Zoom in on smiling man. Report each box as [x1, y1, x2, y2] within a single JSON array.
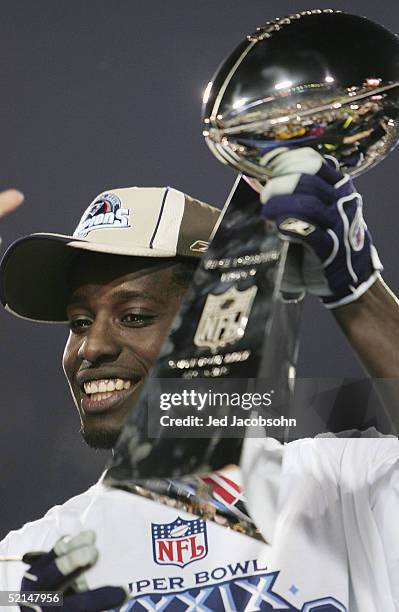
[[1, 187, 214, 454], [0, 186, 276, 612], [1, 155, 399, 611], [64, 252, 192, 450]]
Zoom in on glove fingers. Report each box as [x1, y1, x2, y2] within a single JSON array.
[[23, 557, 65, 591], [260, 146, 343, 186], [18, 532, 127, 612], [24, 554, 94, 592], [55, 544, 98, 580], [295, 174, 336, 203], [316, 157, 343, 185], [264, 194, 334, 227], [53, 531, 95, 556], [53, 532, 98, 580], [260, 146, 324, 177], [260, 173, 301, 204], [62, 586, 128, 612], [23, 531, 98, 591], [261, 173, 336, 205]]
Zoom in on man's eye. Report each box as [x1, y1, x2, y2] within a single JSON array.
[[121, 313, 156, 327], [69, 318, 92, 332]]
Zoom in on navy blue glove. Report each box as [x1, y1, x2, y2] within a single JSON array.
[[260, 147, 383, 308], [19, 531, 127, 612]]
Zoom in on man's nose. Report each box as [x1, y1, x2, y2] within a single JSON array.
[[78, 318, 121, 363]]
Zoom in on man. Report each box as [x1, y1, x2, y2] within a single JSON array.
[[1, 185, 273, 611], [0, 150, 398, 611]]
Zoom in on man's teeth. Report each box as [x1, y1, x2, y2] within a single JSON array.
[[84, 378, 132, 399]]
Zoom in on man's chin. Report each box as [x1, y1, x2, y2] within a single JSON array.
[[81, 426, 122, 450]]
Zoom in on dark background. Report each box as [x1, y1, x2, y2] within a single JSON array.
[[1, 0, 398, 538]]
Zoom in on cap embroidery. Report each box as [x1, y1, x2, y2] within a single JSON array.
[[73, 193, 130, 238]]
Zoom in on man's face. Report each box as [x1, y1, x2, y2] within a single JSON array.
[[62, 252, 186, 449]]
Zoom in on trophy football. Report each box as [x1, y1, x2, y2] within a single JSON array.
[[106, 10, 399, 535], [202, 9, 399, 179]]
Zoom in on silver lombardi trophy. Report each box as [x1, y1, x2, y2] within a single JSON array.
[[202, 10, 399, 181], [202, 9, 399, 435], [106, 12, 399, 532]]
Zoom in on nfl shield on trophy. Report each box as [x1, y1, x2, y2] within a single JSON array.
[[194, 286, 258, 351]]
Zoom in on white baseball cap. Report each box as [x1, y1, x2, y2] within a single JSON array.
[[0, 186, 220, 323]]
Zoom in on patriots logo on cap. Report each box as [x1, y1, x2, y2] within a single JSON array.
[[73, 192, 130, 238], [151, 517, 208, 568]]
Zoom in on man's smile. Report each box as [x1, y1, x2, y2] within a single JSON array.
[[77, 371, 143, 415], [84, 378, 132, 397]]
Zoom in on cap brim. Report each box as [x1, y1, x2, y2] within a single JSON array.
[[0, 233, 181, 323]]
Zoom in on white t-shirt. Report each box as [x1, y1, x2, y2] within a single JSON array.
[[1, 436, 398, 611], [241, 433, 399, 612]]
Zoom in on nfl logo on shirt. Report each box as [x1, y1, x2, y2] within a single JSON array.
[[151, 517, 208, 568]]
